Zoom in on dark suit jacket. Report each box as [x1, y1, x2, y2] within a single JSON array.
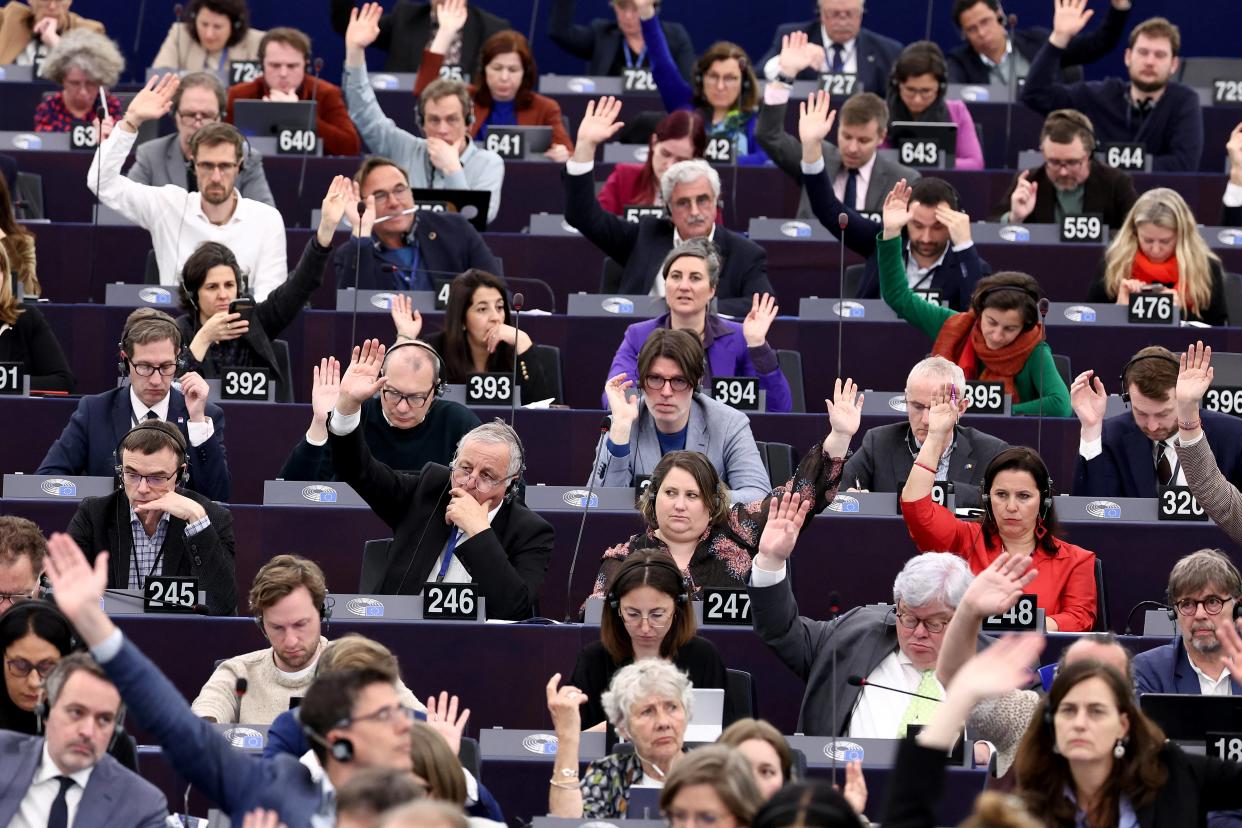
[[1073, 410, 1242, 498], [0, 730, 167, 827], [37, 385, 230, 502], [328, 421, 554, 620], [562, 169, 772, 317], [67, 487, 237, 615], [330, 0, 509, 75], [842, 422, 1008, 508], [1134, 637, 1242, 695], [547, 0, 695, 79], [126, 132, 275, 207], [1225, 203, 1242, 228], [333, 209, 500, 290], [759, 23, 901, 94], [991, 160, 1137, 229]]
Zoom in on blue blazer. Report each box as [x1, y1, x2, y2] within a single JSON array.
[[36, 385, 230, 502], [1072, 410, 1242, 499], [1134, 637, 1242, 696], [333, 209, 500, 291], [759, 23, 901, 94], [0, 729, 167, 827]]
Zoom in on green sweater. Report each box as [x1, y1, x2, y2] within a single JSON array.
[[877, 234, 1072, 417]]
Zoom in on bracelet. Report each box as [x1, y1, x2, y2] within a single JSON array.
[[549, 778, 579, 789], [912, 461, 937, 475], [1179, 419, 1201, 431]]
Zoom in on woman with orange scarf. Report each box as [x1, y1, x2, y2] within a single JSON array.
[[1089, 188, 1227, 326], [878, 180, 1071, 417]]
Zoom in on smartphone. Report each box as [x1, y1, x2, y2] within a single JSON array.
[[228, 297, 256, 321]]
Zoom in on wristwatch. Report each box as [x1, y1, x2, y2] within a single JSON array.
[[775, 72, 797, 86]]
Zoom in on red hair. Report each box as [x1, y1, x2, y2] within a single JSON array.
[[475, 30, 536, 109], [636, 110, 707, 202]]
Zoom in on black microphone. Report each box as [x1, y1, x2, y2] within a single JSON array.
[[295, 56, 325, 225], [837, 212, 848, 380], [1036, 296, 1049, 458], [827, 590, 841, 620], [1123, 600, 1170, 635], [349, 199, 366, 346], [847, 674, 942, 702], [565, 416, 611, 622], [509, 292, 524, 424], [1002, 13, 1019, 167], [172, 3, 185, 72], [234, 677, 248, 699]]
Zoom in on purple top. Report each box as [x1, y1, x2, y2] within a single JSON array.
[[882, 98, 984, 170]]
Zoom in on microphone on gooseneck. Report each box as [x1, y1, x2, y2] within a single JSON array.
[[509, 292, 525, 426], [295, 57, 325, 225], [1003, 14, 1019, 167], [1036, 297, 1050, 458], [565, 416, 612, 622], [837, 213, 848, 380], [924, 0, 935, 41], [848, 674, 943, 702], [350, 200, 366, 346], [172, 4, 185, 72]]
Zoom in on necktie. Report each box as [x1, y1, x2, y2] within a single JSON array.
[[1155, 442, 1172, 486], [843, 168, 859, 210], [145, 410, 159, 421], [47, 775, 74, 828], [436, 528, 461, 582], [898, 670, 941, 737], [830, 43, 845, 73]]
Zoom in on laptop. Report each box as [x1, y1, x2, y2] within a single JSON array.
[[232, 99, 318, 138], [684, 688, 726, 742], [1140, 694, 1242, 741], [886, 121, 958, 168]]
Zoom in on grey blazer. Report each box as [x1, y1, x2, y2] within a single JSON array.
[[0, 730, 168, 828], [591, 393, 770, 504], [755, 97, 920, 219], [126, 132, 276, 207], [842, 422, 1009, 508]]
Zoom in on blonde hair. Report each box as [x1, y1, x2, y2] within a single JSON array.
[[1103, 188, 1219, 314]]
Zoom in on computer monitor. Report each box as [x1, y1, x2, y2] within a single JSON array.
[[887, 121, 958, 168], [232, 99, 318, 139], [1140, 694, 1242, 741]]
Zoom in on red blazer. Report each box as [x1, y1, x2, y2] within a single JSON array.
[[900, 494, 1098, 632], [226, 75, 361, 156], [414, 50, 573, 150]]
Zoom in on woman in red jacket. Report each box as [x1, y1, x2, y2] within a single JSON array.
[[899, 383, 1097, 631], [597, 109, 705, 215]]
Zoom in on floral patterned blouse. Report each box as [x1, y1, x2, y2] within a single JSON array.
[[34, 92, 121, 132], [580, 751, 645, 819]]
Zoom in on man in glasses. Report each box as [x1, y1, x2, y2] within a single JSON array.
[[38, 308, 231, 502], [328, 339, 554, 620], [126, 71, 275, 207], [757, 0, 901, 94], [992, 108, 1136, 228], [65, 420, 236, 615], [0, 516, 47, 608], [1134, 549, 1242, 695]]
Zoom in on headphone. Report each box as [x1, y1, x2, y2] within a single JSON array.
[[380, 339, 446, 399], [179, 241, 252, 318], [980, 450, 1054, 521], [116, 313, 183, 379], [187, 125, 249, 175], [254, 588, 334, 639], [693, 51, 755, 106], [112, 421, 190, 489], [973, 281, 1040, 317], [303, 720, 354, 763], [1118, 352, 1180, 406], [889, 42, 949, 99], [494, 418, 528, 504], [34, 656, 128, 754], [605, 555, 692, 610]]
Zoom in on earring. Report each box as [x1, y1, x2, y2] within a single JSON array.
[[1113, 738, 1126, 759], [1035, 517, 1048, 539]]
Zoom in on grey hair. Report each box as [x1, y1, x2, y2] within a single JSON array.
[[892, 552, 972, 609], [452, 419, 524, 479], [659, 159, 721, 206], [660, 237, 722, 289], [378, 800, 469, 828], [601, 658, 694, 732], [44, 653, 124, 717], [40, 29, 126, 86], [906, 355, 965, 393]]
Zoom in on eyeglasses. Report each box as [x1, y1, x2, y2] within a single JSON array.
[[5, 657, 57, 678], [450, 463, 511, 493], [122, 470, 177, 488], [0, 591, 35, 608], [895, 609, 949, 634], [620, 607, 672, 629], [643, 374, 692, 393], [194, 161, 238, 175], [703, 72, 741, 88], [1174, 595, 1233, 616], [381, 386, 432, 408], [370, 183, 412, 205], [1044, 157, 1089, 172], [130, 362, 177, 378], [178, 110, 219, 124], [899, 84, 940, 100], [347, 703, 418, 727]]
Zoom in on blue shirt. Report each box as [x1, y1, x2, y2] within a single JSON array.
[[479, 100, 517, 140], [656, 425, 688, 455]]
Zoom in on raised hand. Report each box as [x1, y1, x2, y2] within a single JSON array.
[[756, 491, 812, 565], [1213, 615, 1242, 687], [778, 31, 817, 78], [944, 633, 1044, 705], [934, 204, 972, 247], [124, 72, 179, 128], [1009, 170, 1038, 223], [574, 97, 625, 160], [44, 534, 111, 645], [1069, 369, 1108, 438], [604, 372, 640, 425], [798, 90, 837, 153], [881, 179, 913, 240], [310, 357, 341, 426], [742, 293, 778, 347], [925, 382, 961, 442], [823, 377, 863, 457], [337, 339, 388, 415], [342, 186, 376, 238], [433, 0, 468, 47], [180, 371, 210, 423], [960, 552, 1039, 619], [1050, 0, 1094, 48], [345, 2, 384, 60], [317, 175, 353, 246], [1177, 340, 1213, 422], [546, 673, 586, 735], [841, 760, 867, 817], [424, 691, 470, 756], [390, 293, 423, 341]]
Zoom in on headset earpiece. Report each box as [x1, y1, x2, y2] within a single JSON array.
[[381, 339, 446, 398], [303, 725, 355, 763], [1117, 352, 1180, 407], [113, 423, 189, 489], [605, 557, 691, 611]]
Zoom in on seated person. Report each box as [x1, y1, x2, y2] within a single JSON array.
[[1072, 345, 1242, 498], [717, 719, 797, 801], [886, 41, 984, 170], [749, 550, 982, 736], [1087, 188, 1228, 326], [1022, 14, 1201, 171], [0, 172, 37, 296], [590, 377, 859, 594], [407, 720, 507, 823], [596, 329, 772, 503], [175, 177, 351, 390], [332, 156, 500, 291], [993, 109, 1136, 229], [900, 391, 1097, 631], [67, 421, 236, 616], [605, 241, 791, 412], [151, 0, 265, 72], [280, 336, 480, 482], [547, 660, 691, 818], [572, 551, 732, 729], [343, 7, 504, 224], [336, 770, 426, 828], [636, 0, 766, 166], [127, 71, 275, 207], [414, 8, 573, 161], [34, 29, 122, 131], [598, 110, 707, 215], [329, 0, 509, 76], [401, 269, 561, 405], [90, 76, 289, 301], [660, 747, 763, 824], [758, 36, 919, 219], [548, 0, 696, 79], [566, 98, 773, 317], [758, 0, 901, 89], [1224, 124, 1242, 228], [1135, 549, 1242, 694], [328, 340, 554, 620], [946, 0, 1131, 85], [225, 27, 360, 156], [38, 308, 231, 501], [0, 516, 45, 606], [798, 92, 988, 311], [1176, 342, 1242, 546], [843, 356, 1008, 508], [0, 243, 74, 392], [0, 0, 103, 65], [876, 177, 1071, 416]]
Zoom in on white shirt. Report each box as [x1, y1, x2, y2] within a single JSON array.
[[128, 386, 214, 447], [298, 750, 338, 828], [846, 648, 943, 739], [88, 127, 290, 301], [1188, 658, 1234, 696], [11, 743, 94, 828], [1224, 182, 1242, 208], [833, 151, 877, 211], [1079, 432, 1186, 486], [431, 503, 502, 583]]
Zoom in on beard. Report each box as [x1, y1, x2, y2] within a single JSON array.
[[1131, 76, 1168, 95]]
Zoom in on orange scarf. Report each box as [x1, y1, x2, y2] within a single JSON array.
[[1131, 250, 1179, 287], [931, 312, 1043, 401]]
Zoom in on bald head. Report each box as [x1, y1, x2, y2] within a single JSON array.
[[379, 344, 439, 429], [1062, 636, 1132, 683]]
